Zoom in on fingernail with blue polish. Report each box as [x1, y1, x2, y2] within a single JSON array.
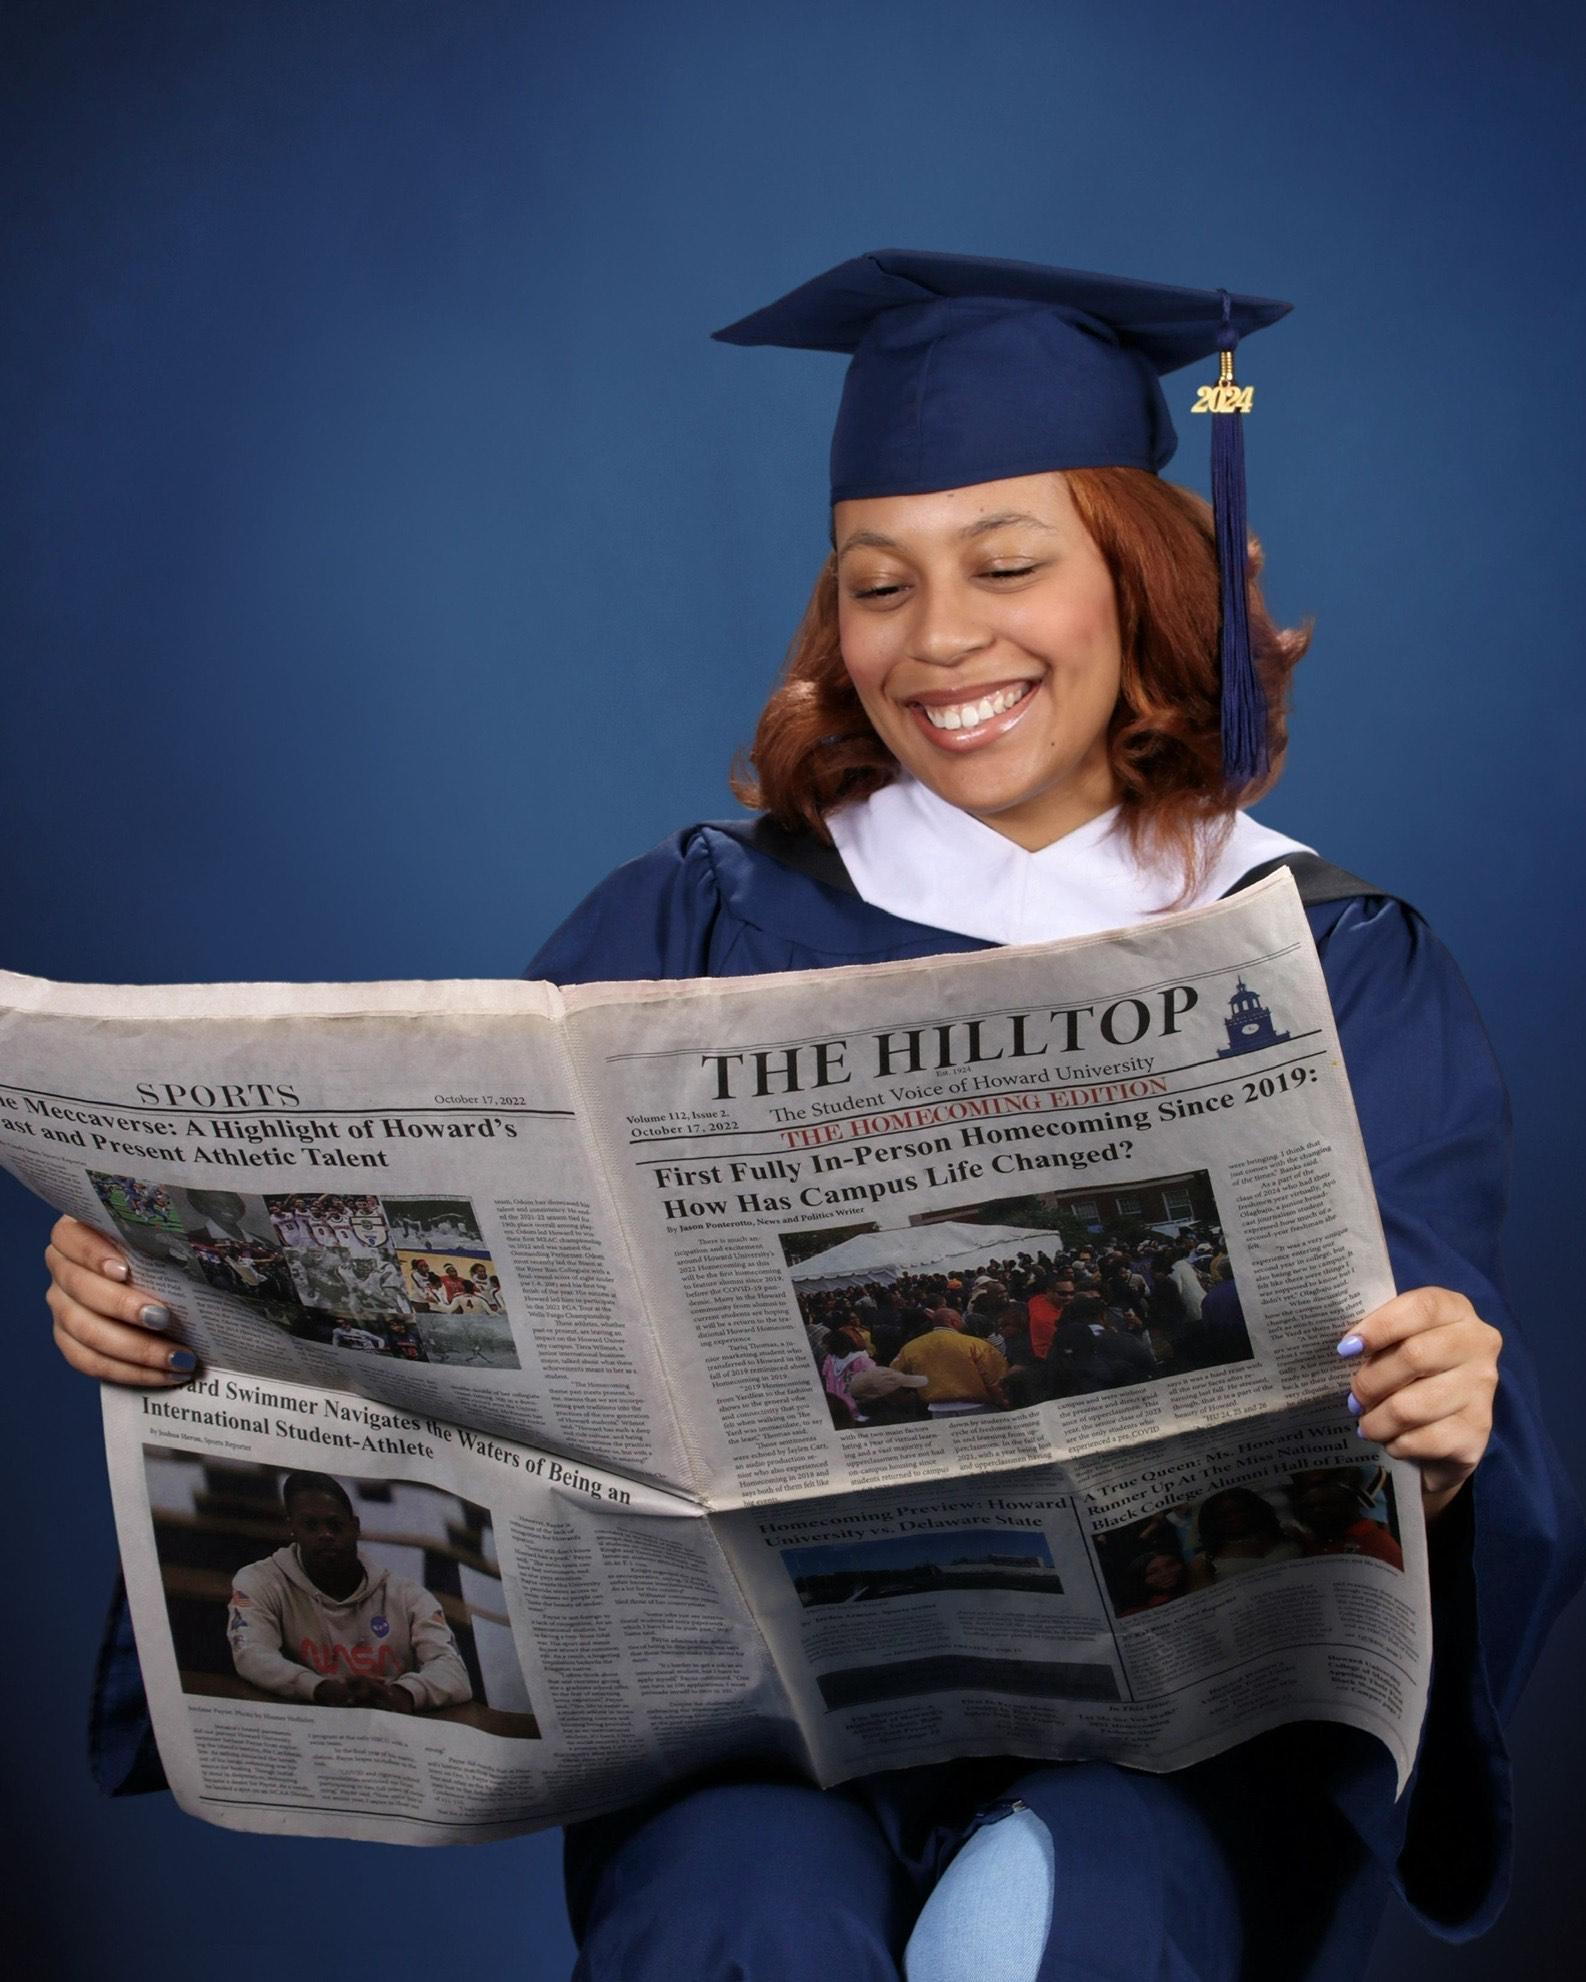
[[1354, 1423, 1368, 1439], [167, 1348, 196, 1373], [139, 1304, 172, 1331], [1336, 1334, 1364, 1358], [1346, 1391, 1363, 1415]]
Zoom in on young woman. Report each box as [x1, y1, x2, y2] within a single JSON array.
[[820, 1313, 882, 1425], [41, 252, 1585, 1980]]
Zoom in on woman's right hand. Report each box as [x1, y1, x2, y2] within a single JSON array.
[[46, 1215, 198, 1386]]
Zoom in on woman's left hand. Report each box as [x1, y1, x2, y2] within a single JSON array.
[[1338, 1289, 1502, 1522]]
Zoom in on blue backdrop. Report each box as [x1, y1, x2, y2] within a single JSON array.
[[3, 3, 1581, 1975]]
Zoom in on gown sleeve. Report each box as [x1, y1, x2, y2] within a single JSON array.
[[1313, 895, 1586, 1937], [526, 829, 725, 985]]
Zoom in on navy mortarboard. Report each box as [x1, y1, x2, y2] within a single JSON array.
[[713, 250, 1291, 788]]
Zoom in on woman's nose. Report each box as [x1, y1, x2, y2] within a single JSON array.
[[904, 606, 991, 669], [906, 582, 995, 667]]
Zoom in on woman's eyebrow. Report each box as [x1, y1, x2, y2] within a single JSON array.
[[835, 511, 1058, 556]]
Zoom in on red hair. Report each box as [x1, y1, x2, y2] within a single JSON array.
[[731, 468, 1310, 901]]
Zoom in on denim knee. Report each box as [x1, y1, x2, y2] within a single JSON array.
[[567, 1781, 916, 1982], [904, 1803, 1055, 1982]]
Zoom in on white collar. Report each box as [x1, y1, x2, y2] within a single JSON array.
[[825, 775, 1313, 945]]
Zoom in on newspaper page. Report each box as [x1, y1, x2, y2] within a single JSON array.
[[0, 974, 696, 1498], [102, 1375, 1426, 1841], [716, 1407, 1427, 1794], [0, 872, 1432, 1837], [562, 872, 1399, 1509]]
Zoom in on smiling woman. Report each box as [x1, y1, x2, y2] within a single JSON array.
[[44, 249, 1584, 1982], [739, 466, 1308, 887]]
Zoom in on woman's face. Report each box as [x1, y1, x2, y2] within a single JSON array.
[[835, 472, 1122, 850], [1202, 1491, 1260, 1539]]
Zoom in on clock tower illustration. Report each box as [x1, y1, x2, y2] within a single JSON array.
[[1216, 979, 1292, 1058]]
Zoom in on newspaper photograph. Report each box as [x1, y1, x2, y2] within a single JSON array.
[[0, 871, 1432, 1841]]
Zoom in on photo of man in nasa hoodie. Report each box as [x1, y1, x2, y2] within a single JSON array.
[[227, 1471, 473, 1712]]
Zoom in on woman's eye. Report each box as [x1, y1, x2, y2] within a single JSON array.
[[848, 563, 1039, 599]]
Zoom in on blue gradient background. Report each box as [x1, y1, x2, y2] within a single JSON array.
[[2, 3, 1582, 1975]]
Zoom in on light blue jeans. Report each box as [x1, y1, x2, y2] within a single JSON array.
[[903, 1803, 1055, 1982]]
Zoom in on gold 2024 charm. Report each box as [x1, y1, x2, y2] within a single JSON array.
[[1191, 349, 1253, 415]]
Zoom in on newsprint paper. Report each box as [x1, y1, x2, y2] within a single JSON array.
[[0, 873, 1430, 1843]]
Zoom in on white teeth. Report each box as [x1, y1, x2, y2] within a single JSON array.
[[922, 684, 1028, 731]]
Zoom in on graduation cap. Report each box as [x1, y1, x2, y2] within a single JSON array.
[[712, 250, 1292, 789]]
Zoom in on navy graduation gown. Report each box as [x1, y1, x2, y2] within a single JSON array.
[[92, 821, 1583, 1957], [529, 822, 1586, 1946]]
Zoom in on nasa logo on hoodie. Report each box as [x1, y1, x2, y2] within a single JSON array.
[[370, 1615, 390, 1638]]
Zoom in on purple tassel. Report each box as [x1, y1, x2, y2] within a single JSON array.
[[1212, 300, 1267, 789]]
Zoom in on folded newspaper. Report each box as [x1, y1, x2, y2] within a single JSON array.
[[0, 872, 1427, 1843]]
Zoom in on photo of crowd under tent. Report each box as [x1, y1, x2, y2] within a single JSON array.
[[781, 1168, 1253, 1429], [143, 1449, 540, 1736]]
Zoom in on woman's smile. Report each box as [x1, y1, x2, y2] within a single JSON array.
[[905, 676, 1039, 747]]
